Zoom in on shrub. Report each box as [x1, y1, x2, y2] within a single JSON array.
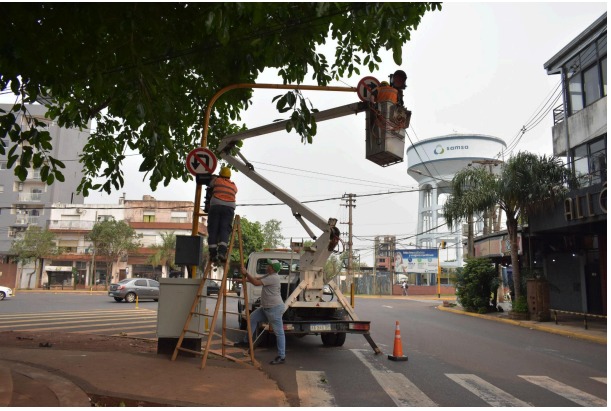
[[512, 295, 529, 313], [455, 258, 498, 312]]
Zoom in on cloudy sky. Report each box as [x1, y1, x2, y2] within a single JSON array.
[[82, 2, 607, 265]]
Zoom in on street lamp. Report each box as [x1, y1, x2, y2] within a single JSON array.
[[437, 241, 446, 298]]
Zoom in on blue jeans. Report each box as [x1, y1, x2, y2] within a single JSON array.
[[207, 205, 235, 256], [246, 303, 286, 358]]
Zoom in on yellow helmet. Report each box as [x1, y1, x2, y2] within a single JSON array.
[[220, 166, 231, 178], [381, 81, 390, 86]]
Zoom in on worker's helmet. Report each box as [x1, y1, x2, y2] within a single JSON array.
[[220, 166, 231, 178], [380, 81, 390, 86], [266, 259, 282, 272], [392, 70, 407, 89]]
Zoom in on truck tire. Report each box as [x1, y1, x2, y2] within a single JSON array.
[[321, 332, 346, 347]]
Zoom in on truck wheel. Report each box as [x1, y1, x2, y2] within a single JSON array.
[[321, 332, 346, 347]]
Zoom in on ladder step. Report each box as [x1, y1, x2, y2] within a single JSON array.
[[184, 329, 209, 336], [176, 347, 203, 356]]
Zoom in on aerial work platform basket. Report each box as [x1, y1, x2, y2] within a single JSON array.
[[365, 101, 411, 167]]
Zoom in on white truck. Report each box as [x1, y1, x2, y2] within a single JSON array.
[[217, 99, 408, 353]]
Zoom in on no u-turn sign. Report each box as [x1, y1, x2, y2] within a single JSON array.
[[186, 147, 217, 176]]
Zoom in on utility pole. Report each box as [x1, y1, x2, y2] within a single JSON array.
[[341, 194, 356, 291]]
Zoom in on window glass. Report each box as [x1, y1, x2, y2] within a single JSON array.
[[573, 144, 590, 186], [601, 57, 607, 97], [580, 43, 597, 68], [583, 64, 601, 106], [568, 75, 584, 114], [255, 258, 298, 275], [135, 279, 148, 286], [589, 138, 607, 184], [148, 280, 160, 287]]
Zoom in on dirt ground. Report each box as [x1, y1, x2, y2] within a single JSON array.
[[0, 330, 158, 353]]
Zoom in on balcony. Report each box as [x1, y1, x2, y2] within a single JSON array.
[[18, 192, 43, 202], [48, 220, 96, 230], [14, 215, 40, 226]]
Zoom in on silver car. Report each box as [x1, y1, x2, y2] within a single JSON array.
[[108, 278, 159, 303], [0, 285, 13, 300]]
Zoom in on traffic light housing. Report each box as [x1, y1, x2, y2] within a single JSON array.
[[440, 241, 446, 249]]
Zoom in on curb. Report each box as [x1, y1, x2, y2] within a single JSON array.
[[437, 305, 607, 345]]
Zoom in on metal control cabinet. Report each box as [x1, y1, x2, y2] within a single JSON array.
[[157, 278, 207, 355]]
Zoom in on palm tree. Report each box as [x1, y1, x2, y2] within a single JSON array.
[[443, 166, 497, 258], [147, 232, 177, 279], [444, 152, 576, 301], [496, 152, 576, 300]]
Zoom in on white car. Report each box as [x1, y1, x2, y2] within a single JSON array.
[[0, 286, 13, 300]]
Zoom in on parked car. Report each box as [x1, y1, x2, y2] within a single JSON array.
[[205, 279, 220, 296], [0, 285, 13, 300], [108, 278, 160, 303]]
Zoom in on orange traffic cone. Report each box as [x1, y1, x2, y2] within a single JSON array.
[[388, 320, 408, 361]]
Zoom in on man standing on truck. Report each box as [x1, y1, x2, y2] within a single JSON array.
[[235, 259, 286, 365], [206, 166, 237, 263]]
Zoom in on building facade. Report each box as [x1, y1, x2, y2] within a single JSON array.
[[0, 103, 89, 288], [530, 13, 607, 314], [41, 196, 207, 289]]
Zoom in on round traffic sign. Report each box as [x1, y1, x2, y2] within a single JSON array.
[[356, 76, 380, 102], [186, 147, 218, 176]]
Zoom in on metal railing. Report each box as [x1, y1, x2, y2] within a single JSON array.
[[48, 220, 96, 230], [552, 104, 564, 125]]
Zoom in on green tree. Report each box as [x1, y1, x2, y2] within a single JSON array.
[[443, 166, 497, 258], [87, 220, 141, 285], [229, 217, 265, 264], [262, 219, 284, 249], [9, 226, 57, 288], [324, 254, 343, 282], [444, 152, 576, 301], [147, 231, 177, 279], [0, 3, 440, 195], [455, 258, 498, 313]]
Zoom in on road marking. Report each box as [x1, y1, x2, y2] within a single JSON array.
[[0, 308, 157, 319], [0, 319, 158, 332], [519, 375, 607, 407], [296, 371, 336, 407], [351, 349, 437, 406], [446, 374, 530, 407], [0, 311, 157, 325], [591, 377, 606, 384]]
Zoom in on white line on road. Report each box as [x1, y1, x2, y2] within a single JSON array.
[[351, 349, 437, 407], [519, 375, 607, 407], [296, 371, 336, 407], [591, 377, 607, 384], [446, 374, 531, 407]]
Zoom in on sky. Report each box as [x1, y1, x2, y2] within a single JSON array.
[[78, 2, 607, 265]]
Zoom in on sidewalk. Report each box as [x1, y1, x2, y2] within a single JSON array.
[[0, 294, 605, 406]]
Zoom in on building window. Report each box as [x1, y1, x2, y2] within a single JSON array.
[[171, 211, 188, 223], [572, 136, 607, 186], [0, 161, 6, 170], [565, 33, 607, 115], [143, 214, 156, 222], [423, 188, 432, 207]]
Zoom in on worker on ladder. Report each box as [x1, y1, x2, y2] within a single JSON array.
[[206, 165, 238, 263]]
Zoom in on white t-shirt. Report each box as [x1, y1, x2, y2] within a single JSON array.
[[260, 273, 283, 308]]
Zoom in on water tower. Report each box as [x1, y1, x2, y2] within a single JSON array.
[[406, 134, 507, 276]]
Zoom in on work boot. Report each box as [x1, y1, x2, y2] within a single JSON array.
[[269, 356, 285, 365]]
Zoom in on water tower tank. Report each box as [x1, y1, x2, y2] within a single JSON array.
[[406, 134, 507, 269]]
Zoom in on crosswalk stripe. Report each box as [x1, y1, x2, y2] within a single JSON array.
[[519, 375, 606, 407], [351, 349, 437, 407], [591, 377, 607, 384], [0, 319, 158, 332], [0, 309, 157, 319], [446, 374, 530, 407], [0, 312, 157, 325], [296, 371, 336, 407]]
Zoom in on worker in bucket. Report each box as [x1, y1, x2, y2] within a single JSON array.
[[207, 165, 237, 263], [235, 259, 286, 365]]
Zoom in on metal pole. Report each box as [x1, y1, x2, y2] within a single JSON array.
[[437, 245, 441, 298]]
